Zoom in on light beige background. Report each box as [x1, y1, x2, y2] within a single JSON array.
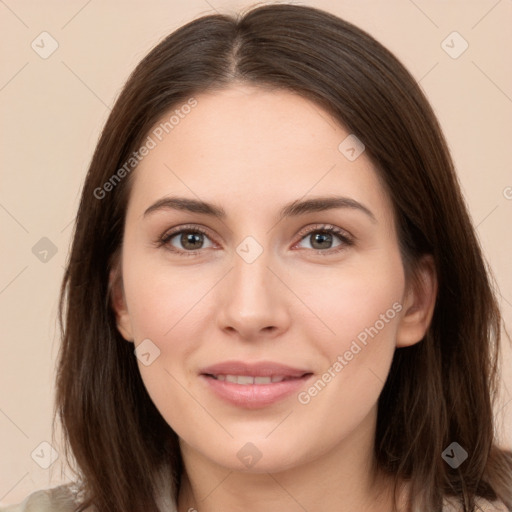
[[1, 0, 511, 505]]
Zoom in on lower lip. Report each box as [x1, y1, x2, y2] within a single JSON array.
[[200, 374, 313, 409]]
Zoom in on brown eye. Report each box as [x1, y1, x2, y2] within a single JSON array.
[[308, 231, 335, 250], [295, 225, 354, 253], [159, 226, 215, 256], [178, 231, 206, 250]]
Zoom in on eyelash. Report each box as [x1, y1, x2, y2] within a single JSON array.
[[157, 224, 354, 257], [156, 223, 354, 257]]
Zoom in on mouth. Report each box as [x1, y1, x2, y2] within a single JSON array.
[[204, 374, 309, 384], [199, 361, 313, 409]]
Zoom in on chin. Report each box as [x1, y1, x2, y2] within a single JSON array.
[[197, 437, 311, 475]]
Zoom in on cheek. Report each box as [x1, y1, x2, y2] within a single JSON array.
[[333, 268, 403, 354], [292, 250, 405, 352], [293, 251, 404, 411], [121, 233, 405, 441], [121, 254, 218, 436], [123, 238, 405, 371], [122, 251, 217, 343]]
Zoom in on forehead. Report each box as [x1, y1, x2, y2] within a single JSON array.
[[126, 85, 394, 224]]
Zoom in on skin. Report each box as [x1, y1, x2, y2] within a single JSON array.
[[111, 84, 437, 512]]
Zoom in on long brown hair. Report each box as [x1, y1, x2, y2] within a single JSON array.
[[55, 4, 512, 511]]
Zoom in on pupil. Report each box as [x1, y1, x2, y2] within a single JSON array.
[[312, 232, 332, 249], [182, 232, 202, 249], [178, 231, 333, 251]]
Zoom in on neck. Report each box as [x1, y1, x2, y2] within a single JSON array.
[[176, 408, 402, 512]]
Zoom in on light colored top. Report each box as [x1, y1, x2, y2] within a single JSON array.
[[0, 483, 507, 511], [0, 478, 178, 512], [0, 484, 83, 512]]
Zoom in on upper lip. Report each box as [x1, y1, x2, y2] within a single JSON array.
[[200, 360, 311, 378]]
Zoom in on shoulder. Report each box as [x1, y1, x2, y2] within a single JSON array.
[[1, 472, 179, 512], [472, 499, 509, 512], [0, 483, 85, 512], [443, 496, 509, 511]]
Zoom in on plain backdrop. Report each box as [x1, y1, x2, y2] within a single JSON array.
[[1, 0, 511, 505]]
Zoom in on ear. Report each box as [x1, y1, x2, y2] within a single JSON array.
[[396, 255, 438, 348], [109, 264, 134, 342]]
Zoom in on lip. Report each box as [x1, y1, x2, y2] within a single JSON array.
[[199, 360, 313, 409], [200, 360, 310, 378]]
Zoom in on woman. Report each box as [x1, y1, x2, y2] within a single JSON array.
[[3, 3, 511, 511]]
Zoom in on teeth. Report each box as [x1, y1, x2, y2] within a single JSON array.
[[235, 375, 254, 385], [212, 375, 289, 384], [255, 376, 272, 384]]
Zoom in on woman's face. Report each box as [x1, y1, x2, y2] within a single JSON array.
[[112, 84, 427, 474]]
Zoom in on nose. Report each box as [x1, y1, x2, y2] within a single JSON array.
[[216, 251, 291, 341]]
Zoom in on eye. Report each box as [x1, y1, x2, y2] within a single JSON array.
[[157, 223, 354, 257], [158, 225, 216, 256], [294, 224, 354, 253]]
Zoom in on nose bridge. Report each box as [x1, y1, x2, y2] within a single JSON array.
[[217, 242, 288, 338], [232, 248, 270, 301], [231, 246, 275, 314]]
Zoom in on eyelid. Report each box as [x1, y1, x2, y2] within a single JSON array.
[[295, 223, 353, 242], [157, 222, 354, 256], [158, 224, 218, 255], [293, 223, 354, 253]]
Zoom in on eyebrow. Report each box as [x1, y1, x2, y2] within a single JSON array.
[[143, 195, 377, 223]]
